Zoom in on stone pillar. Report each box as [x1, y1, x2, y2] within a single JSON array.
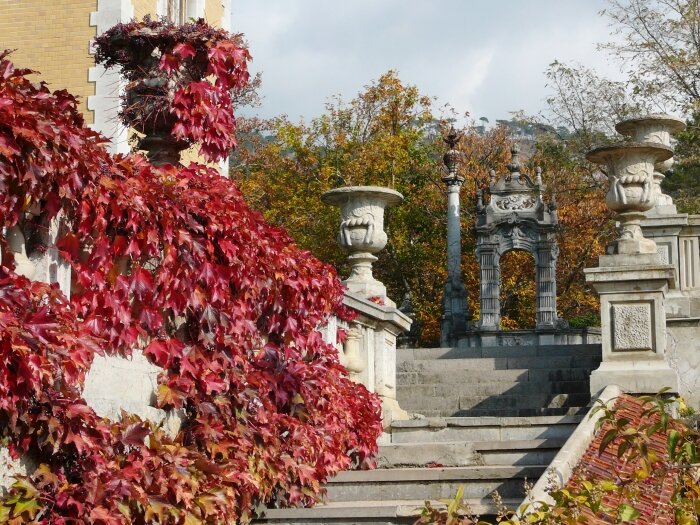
[[440, 128, 470, 345], [536, 241, 558, 329], [586, 136, 678, 394], [477, 244, 500, 329], [339, 292, 412, 431], [586, 262, 677, 394]]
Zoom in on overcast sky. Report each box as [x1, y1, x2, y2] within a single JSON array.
[[231, 1, 625, 124]]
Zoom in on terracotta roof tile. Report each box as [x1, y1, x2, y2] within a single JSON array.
[[565, 393, 677, 524]]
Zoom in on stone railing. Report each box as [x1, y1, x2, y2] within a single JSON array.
[[320, 292, 411, 435]]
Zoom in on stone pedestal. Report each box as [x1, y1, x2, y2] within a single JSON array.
[[321, 185, 411, 430], [585, 257, 678, 395], [321, 292, 412, 430]]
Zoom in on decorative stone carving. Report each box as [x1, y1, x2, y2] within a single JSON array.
[[616, 115, 685, 214], [655, 244, 670, 265], [322, 186, 403, 305], [585, 118, 679, 395], [587, 143, 672, 255], [493, 194, 537, 211], [7, 226, 35, 280], [474, 144, 560, 330], [340, 323, 365, 380], [611, 303, 653, 351]]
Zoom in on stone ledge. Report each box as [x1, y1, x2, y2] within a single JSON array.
[[258, 498, 522, 521], [332, 465, 546, 483], [391, 414, 584, 429], [343, 292, 411, 331]]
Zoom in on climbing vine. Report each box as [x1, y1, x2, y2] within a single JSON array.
[[94, 17, 250, 162], [0, 34, 381, 525]]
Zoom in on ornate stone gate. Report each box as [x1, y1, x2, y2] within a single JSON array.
[[475, 145, 560, 329]]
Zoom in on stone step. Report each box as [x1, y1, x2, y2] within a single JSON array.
[[473, 438, 566, 466], [325, 465, 545, 502], [391, 415, 582, 444], [377, 438, 566, 468], [377, 441, 478, 468], [256, 497, 522, 524], [398, 391, 591, 417], [399, 380, 590, 398], [397, 355, 601, 372], [398, 344, 601, 362], [451, 406, 589, 418], [398, 366, 596, 385]]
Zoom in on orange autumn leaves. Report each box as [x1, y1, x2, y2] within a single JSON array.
[[231, 72, 612, 343]]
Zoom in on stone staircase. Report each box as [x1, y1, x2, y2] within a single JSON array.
[[396, 344, 601, 417], [256, 343, 601, 524]]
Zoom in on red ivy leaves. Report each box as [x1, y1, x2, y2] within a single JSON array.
[[94, 17, 251, 163], [0, 49, 381, 524]]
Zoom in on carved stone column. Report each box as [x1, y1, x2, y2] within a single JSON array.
[[440, 128, 471, 345], [536, 240, 558, 328], [476, 243, 500, 329]]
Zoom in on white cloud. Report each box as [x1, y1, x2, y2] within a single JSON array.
[[232, 0, 624, 123]]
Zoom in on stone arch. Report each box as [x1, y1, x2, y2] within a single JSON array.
[[474, 145, 560, 330]]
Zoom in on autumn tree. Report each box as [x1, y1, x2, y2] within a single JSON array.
[[231, 72, 611, 339], [601, 0, 700, 112], [542, 1, 700, 213], [232, 72, 513, 342]]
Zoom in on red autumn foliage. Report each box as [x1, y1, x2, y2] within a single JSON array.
[[0, 45, 381, 524], [93, 17, 250, 162]]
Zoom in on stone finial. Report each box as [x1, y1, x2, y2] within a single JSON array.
[[442, 127, 463, 183], [476, 188, 484, 212], [506, 143, 521, 175], [489, 169, 496, 186], [550, 192, 559, 224]]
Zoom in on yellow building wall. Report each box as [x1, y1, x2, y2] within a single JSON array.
[[0, 0, 97, 123], [132, 0, 157, 20], [204, 0, 224, 28]]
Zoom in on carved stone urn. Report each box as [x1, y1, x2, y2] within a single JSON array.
[[322, 186, 403, 304], [615, 115, 686, 213], [587, 143, 672, 255]]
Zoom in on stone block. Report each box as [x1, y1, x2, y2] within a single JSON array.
[[590, 360, 678, 395], [611, 302, 653, 351], [376, 442, 478, 468], [0, 448, 35, 495]]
